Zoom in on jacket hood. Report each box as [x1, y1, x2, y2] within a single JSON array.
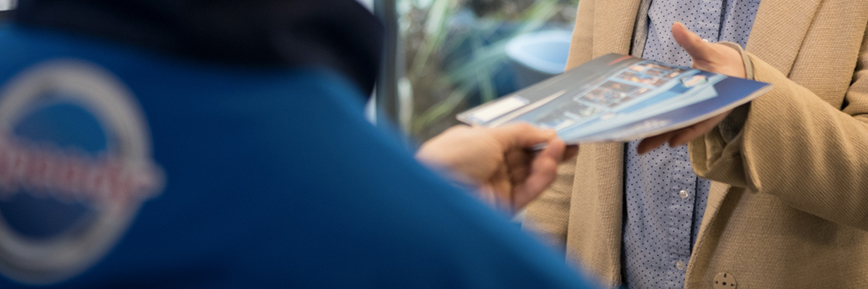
[[12, 0, 383, 95]]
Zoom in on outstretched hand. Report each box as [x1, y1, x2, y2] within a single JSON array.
[[637, 22, 747, 154], [416, 123, 578, 211]]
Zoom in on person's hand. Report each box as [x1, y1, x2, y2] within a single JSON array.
[[637, 22, 747, 154], [416, 123, 578, 211]]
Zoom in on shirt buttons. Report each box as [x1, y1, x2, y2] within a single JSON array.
[[676, 260, 686, 270], [679, 189, 689, 199]]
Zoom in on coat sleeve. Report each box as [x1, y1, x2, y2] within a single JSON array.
[[689, 26, 868, 231]]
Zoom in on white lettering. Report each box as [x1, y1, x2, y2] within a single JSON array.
[[0, 138, 161, 208]]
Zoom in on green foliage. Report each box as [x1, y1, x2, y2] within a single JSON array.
[[401, 0, 578, 139]]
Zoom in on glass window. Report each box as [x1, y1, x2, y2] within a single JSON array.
[[394, 0, 579, 141]]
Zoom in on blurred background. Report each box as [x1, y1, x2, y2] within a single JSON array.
[[0, 0, 578, 143], [375, 0, 578, 142], [0, 0, 12, 21]]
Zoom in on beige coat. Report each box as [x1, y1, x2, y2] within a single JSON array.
[[523, 0, 868, 288]]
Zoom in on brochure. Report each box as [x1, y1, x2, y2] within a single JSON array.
[[457, 53, 772, 143]]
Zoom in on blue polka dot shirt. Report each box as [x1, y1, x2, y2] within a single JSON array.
[[621, 0, 760, 288]]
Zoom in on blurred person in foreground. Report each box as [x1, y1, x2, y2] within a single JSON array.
[[522, 0, 868, 288], [0, 0, 595, 288]]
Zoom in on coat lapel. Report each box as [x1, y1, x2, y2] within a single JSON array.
[[745, 0, 823, 75], [592, 0, 642, 57], [697, 181, 732, 240], [568, 142, 625, 286]]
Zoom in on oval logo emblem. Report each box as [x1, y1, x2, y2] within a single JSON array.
[[0, 61, 164, 284]]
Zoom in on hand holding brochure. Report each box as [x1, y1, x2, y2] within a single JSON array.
[[457, 54, 772, 143]]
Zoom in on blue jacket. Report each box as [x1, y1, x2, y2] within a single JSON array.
[[0, 27, 595, 288]]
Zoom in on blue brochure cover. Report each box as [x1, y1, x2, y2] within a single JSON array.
[[457, 53, 772, 143]]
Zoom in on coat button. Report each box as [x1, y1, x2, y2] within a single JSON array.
[[713, 272, 737, 289]]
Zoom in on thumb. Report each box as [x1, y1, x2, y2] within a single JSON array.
[[488, 123, 557, 151], [671, 22, 715, 63], [512, 138, 566, 209]]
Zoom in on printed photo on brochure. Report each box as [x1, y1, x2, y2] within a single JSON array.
[[457, 53, 772, 143]]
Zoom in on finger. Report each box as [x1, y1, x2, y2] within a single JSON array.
[[668, 128, 701, 148], [637, 131, 676, 155], [477, 185, 497, 208], [669, 111, 730, 147], [513, 138, 566, 209], [488, 164, 512, 205], [563, 145, 580, 161], [671, 22, 716, 63], [539, 138, 568, 165], [488, 123, 557, 151], [506, 149, 531, 181]]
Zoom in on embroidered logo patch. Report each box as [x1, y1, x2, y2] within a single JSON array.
[[0, 61, 164, 284]]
